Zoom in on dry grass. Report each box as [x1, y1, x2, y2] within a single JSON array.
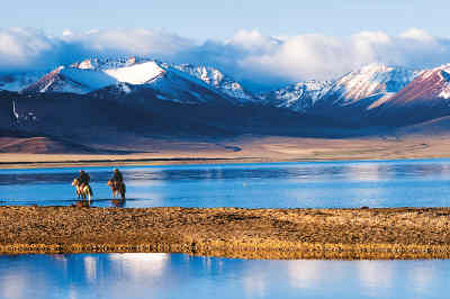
[[2, 206, 450, 259], [4, 134, 450, 169]]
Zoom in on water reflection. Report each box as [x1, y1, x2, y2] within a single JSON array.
[[288, 260, 331, 289], [2, 160, 450, 208], [83, 256, 97, 283], [109, 253, 169, 279], [357, 261, 394, 293], [0, 254, 449, 299]]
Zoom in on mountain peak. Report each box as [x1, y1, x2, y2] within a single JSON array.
[[70, 56, 146, 72], [387, 64, 450, 103], [260, 80, 332, 112], [315, 63, 418, 109], [173, 64, 254, 101], [74, 59, 97, 70], [358, 63, 392, 74]]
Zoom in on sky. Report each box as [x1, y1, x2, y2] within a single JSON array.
[[1, 0, 450, 89], [2, 0, 450, 40]]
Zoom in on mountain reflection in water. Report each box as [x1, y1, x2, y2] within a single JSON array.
[[0, 254, 448, 299]]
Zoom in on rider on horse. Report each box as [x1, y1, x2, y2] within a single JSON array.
[[112, 168, 123, 184], [78, 170, 90, 189], [73, 170, 93, 201], [109, 168, 126, 200]]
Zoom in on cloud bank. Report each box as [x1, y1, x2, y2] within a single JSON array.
[[1, 27, 450, 89]]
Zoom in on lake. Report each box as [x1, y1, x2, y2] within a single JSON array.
[[2, 159, 450, 208], [2, 159, 450, 298], [0, 253, 447, 299]]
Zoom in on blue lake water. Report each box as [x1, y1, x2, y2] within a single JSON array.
[[2, 159, 450, 208], [2, 160, 450, 298], [0, 253, 448, 299]]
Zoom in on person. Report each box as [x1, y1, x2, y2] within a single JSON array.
[[110, 168, 126, 200], [111, 168, 123, 184], [78, 170, 90, 189]]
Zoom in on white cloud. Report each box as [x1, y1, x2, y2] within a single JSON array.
[[350, 31, 393, 64], [214, 29, 450, 88], [400, 28, 435, 43], [67, 29, 194, 56], [0, 28, 56, 70], [228, 29, 279, 53], [1, 27, 450, 89], [242, 34, 350, 81], [62, 29, 74, 37]]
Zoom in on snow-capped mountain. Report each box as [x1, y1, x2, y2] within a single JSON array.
[[388, 64, 450, 104], [366, 64, 450, 125], [6, 58, 450, 120], [259, 80, 332, 112], [254, 63, 419, 114], [315, 63, 419, 110], [173, 64, 255, 102], [17, 57, 257, 105], [21, 58, 166, 95], [21, 66, 117, 94], [8, 59, 450, 142]]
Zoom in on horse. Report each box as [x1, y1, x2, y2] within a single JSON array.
[[108, 179, 126, 201], [72, 178, 93, 202]]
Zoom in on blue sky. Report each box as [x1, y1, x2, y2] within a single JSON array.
[[2, 0, 449, 40]]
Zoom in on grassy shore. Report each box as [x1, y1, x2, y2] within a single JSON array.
[[1, 206, 450, 259]]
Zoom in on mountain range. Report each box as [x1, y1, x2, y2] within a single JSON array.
[[2, 57, 450, 153], [2, 58, 450, 113]]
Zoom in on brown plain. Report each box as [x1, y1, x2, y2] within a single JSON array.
[[2, 206, 450, 259], [2, 134, 450, 168]]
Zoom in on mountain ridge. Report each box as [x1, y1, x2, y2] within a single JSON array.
[[4, 58, 447, 110], [3, 58, 450, 129]]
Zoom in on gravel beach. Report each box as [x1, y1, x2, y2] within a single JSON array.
[[1, 206, 450, 259]]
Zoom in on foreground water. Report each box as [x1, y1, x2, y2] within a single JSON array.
[[0, 253, 447, 299], [2, 159, 450, 208]]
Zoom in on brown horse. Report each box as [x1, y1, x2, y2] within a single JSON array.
[[72, 178, 93, 202], [108, 179, 126, 201]]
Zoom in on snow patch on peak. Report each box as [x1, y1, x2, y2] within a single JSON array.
[[104, 61, 165, 85], [439, 89, 450, 99], [76, 59, 96, 70], [418, 64, 450, 80], [324, 64, 418, 107], [60, 67, 117, 90], [359, 63, 393, 74], [176, 64, 225, 86], [438, 71, 450, 99], [435, 64, 450, 72], [260, 80, 332, 112], [174, 64, 254, 101], [20, 64, 117, 94], [71, 56, 143, 71]]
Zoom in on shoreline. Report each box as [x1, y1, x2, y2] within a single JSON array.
[[2, 206, 450, 259], [2, 155, 450, 170], [0, 157, 246, 169]]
